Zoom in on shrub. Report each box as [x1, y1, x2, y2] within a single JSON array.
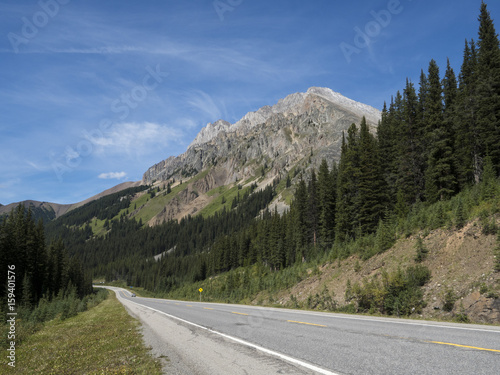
[[443, 288, 456, 312], [350, 265, 431, 316], [454, 198, 467, 229], [414, 236, 429, 263]]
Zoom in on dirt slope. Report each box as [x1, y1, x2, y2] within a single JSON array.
[[267, 219, 499, 324]]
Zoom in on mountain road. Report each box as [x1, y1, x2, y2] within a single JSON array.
[[107, 287, 500, 374]]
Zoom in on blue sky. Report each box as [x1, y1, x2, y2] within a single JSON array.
[[1, 0, 499, 205]]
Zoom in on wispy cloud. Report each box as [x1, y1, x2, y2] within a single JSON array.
[[185, 90, 224, 121], [98, 172, 127, 180], [89, 122, 184, 157]]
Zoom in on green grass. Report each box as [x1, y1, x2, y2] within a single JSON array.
[[199, 182, 255, 218], [132, 169, 211, 225], [12, 292, 162, 375], [89, 217, 108, 236]]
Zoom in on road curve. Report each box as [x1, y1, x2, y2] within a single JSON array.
[[108, 287, 500, 375]]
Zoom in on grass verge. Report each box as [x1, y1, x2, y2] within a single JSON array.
[[11, 291, 162, 374]]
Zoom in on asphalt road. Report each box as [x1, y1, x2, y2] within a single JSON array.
[[116, 289, 500, 375]]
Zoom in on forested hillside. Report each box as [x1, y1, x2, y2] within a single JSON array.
[[6, 3, 499, 322]]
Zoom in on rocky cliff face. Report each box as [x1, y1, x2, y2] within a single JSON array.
[[143, 87, 381, 185]]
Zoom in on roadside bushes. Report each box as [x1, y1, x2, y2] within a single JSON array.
[[1, 288, 108, 348], [348, 265, 431, 316]]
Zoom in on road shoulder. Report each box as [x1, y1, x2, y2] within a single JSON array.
[[110, 288, 320, 375]]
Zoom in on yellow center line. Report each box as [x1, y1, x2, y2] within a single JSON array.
[[232, 311, 249, 316], [428, 341, 500, 353], [287, 320, 327, 328], [186, 305, 193, 307], [203, 307, 214, 310]]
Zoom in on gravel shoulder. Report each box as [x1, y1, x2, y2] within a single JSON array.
[[110, 287, 320, 375]]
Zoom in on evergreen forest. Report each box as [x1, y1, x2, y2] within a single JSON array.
[[1, 2, 500, 322]]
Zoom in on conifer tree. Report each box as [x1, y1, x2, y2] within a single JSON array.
[[318, 159, 336, 246], [307, 170, 319, 246], [335, 126, 360, 241], [396, 80, 425, 205], [424, 59, 457, 202], [480, 155, 498, 200], [291, 177, 308, 259], [476, 1, 500, 174], [455, 39, 479, 186], [357, 117, 387, 234], [414, 236, 428, 263], [377, 102, 393, 177], [418, 69, 429, 127]]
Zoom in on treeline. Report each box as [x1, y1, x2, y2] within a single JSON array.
[[47, 183, 276, 288], [45, 185, 148, 229], [379, 3, 500, 207], [143, 2, 500, 290], [45, 3, 500, 306], [0, 205, 92, 313]]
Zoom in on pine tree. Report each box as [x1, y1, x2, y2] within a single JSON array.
[[384, 93, 405, 201], [307, 170, 319, 246], [377, 102, 394, 184], [424, 59, 457, 202], [480, 155, 498, 200], [455, 39, 480, 186], [335, 126, 360, 241], [476, 2, 500, 174], [374, 217, 395, 254], [396, 80, 425, 205], [291, 177, 308, 259], [318, 159, 336, 246], [418, 69, 429, 130], [395, 189, 409, 220], [357, 117, 387, 234], [414, 236, 429, 263]]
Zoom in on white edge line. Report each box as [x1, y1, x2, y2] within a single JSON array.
[[100, 287, 500, 335], [114, 289, 340, 375]]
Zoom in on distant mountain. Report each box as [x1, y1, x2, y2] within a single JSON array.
[[0, 181, 144, 221], [144, 87, 380, 184], [139, 87, 380, 224], [2, 87, 380, 227], [0, 201, 67, 222]]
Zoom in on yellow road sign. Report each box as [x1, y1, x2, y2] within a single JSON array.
[[199, 288, 203, 293]]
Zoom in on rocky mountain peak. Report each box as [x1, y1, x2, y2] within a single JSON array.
[[189, 119, 231, 148], [143, 87, 381, 185], [187, 87, 380, 149]]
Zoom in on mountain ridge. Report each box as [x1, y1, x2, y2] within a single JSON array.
[[2, 87, 380, 225], [143, 87, 381, 186], [188, 87, 380, 148], [0, 180, 144, 220]]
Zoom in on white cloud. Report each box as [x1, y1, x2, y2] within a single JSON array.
[[98, 172, 127, 180], [89, 122, 184, 156]]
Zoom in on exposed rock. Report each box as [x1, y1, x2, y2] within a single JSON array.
[[143, 87, 381, 185]]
